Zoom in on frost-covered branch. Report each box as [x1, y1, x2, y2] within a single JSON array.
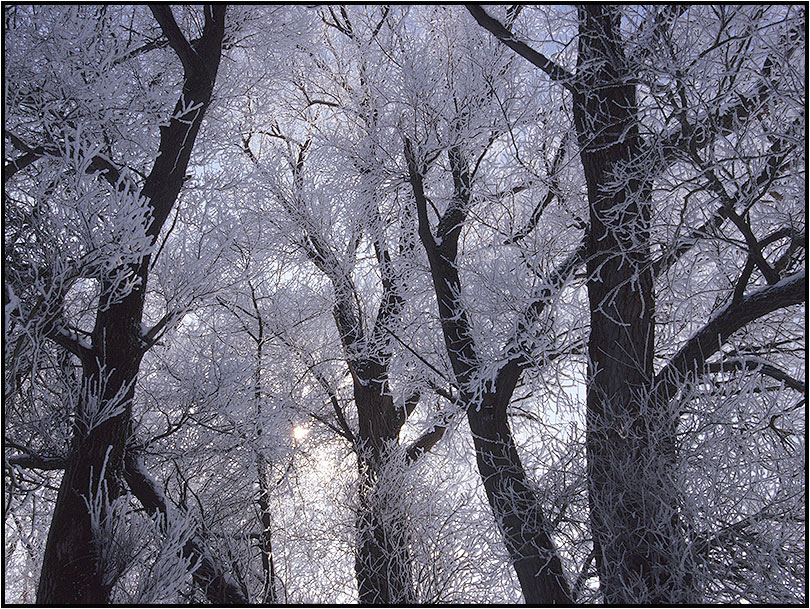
[[654, 270, 806, 410], [123, 453, 249, 604], [465, 5, 576, 92], [4, 129, 132, 192], [4, 441, 67, 471], [706, 358, 806, 394]]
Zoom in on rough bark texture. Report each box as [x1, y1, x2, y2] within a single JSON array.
[[405, 141, 572, 604], [36, 7, 226, 604], [353, 366, 414, 605], [573, 6, 690, 603], [35, 381, 135, 604]]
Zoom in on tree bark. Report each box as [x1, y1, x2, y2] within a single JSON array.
[[352, 362, 414, 605], [36, 7, 226, 604], [573, 6, 691, 603], [468, 376, 572, 604]]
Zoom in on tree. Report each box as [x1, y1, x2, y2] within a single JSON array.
[[5, 5, 232, 603], [469, 4, 805, 602], [395, 7, 581, 601], [5, 4, 805, 605], [237, 8, 464, 600]]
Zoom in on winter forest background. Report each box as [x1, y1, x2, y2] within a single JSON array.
[[3, 5, 806, 605]]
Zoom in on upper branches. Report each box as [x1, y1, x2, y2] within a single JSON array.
[[140, 5, 226, 241], [149, 6, 199, 76], [465, 5, 576, 93]]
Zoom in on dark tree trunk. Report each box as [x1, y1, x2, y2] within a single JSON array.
[[36, 7, 226, 604], [573, 6, 691, 603], [468, 4, 804, 604], [405, 141, 572, 604], [467, 384, 571, 604], [301, 194, 416, 603], [353, 365, 414, 605], [36, 283, 146, 604], [257, 487, 280, 604]]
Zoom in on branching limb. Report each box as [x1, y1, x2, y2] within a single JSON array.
[[5, 441, 68, 471], [405, 422, 448, 464], [149, 6, 198, 75], [5, 129, 131, 191], [654, 270, 806, 410], [123, 452, 249, 604], [141, 310, 184, 351], [706, 358, 806, 394], [508, 241, 586, 369], [403, 137, 437, 252], [654, 130, 798, 280], [465, 5, 577, 92], [5, 286, 94, 363], [506, 132, 570, 245]]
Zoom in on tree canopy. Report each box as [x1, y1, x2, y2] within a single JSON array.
[[4, 5, 805, 604]]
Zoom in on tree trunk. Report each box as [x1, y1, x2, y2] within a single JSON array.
[[37, 286, 144, 604], [574, 6, 692, 603], [257, 487, 279, 604], [467, 386, 571, 604], [353, 368, 414, 605], [36, 7, 226, 603], [404, 141, 572, 604]]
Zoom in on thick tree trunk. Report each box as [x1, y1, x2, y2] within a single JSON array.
[[353, 370, 414, 605], [354, 477, 413, 605], [35, 417, 130, 603], [36, 7, 226, 603], [574, 6, 692, 603], [37, 287, 144, 604]]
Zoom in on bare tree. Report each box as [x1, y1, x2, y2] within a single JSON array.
[[470, 4, 805, 603], [5, 5, 231, 603]]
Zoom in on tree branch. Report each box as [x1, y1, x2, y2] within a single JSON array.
[[123, 452, 250, 604], [654, 128, 797, 280], [706, 358, 806, 394], [654, 270, 806, 409], [4, 129, 130, 191], [5, 442, 68, 471], [405, 422, 449, 464], [466, 5, 577, 92], [507, 241, 586, 370], [505, 132, 570, 245], [149, 6, 198, 75], [404, 137, 436, 252]]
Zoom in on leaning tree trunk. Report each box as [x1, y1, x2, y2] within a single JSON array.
[[467, 381, 572, 604], [405, 140, 572, 604], [573, 6, 691, 603], [36, 339, 140, 604], [36, 7, 226, 604]]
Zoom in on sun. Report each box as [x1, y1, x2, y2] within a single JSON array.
[[292, 425, 310, 442]]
